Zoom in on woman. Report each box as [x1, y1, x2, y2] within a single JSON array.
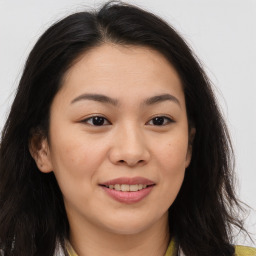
[[0, 1, 255, 256]]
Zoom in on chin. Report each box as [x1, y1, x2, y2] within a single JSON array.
[[101, 213, 164, 236], [105, 223, 150, 235]]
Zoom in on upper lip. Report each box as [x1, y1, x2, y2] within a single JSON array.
[[100, 177, 155, 186]]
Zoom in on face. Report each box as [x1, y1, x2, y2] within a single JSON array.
[[33, 44, 194, 236]]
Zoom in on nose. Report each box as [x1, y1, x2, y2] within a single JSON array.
[[108, 125, 150, 167]]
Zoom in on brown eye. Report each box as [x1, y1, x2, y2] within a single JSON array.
[[82, 116, 111, 126], [147, 116, 174, 126]]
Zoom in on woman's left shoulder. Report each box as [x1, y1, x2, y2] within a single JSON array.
[[235, 245, 256, 256]]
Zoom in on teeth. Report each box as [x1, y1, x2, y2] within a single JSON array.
[[120, 184, 129, 191], [130, 185, 139, 192], [106, 184, 149, 192], [114, 184, 121, 191]]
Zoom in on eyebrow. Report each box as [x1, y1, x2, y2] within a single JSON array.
[[71, 93, 118, 106], [71, 93, 180, 107], [143, 94, 180, 107]]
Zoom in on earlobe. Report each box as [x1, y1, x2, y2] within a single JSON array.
[[29, 135, 53, 173], [185, 127, 196, 168]]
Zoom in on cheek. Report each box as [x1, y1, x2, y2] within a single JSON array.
[[49, 135, 107, 213], [49, 127, 108, 192], [153, 135, 188, 201], [156, 135, 189, 173]]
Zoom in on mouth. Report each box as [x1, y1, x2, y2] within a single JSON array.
[[99, 177, 155, 204], [100, 184, 154, 192]]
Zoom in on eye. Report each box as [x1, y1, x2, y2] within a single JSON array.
[[146, 116, 174, 126], [82, 116, 111, 126]]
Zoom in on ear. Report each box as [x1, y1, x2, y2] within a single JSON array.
[[29, 134, 53, 173], [185, 127, 196, 168]]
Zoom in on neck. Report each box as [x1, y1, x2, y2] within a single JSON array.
[[68, 213, 170, 256]]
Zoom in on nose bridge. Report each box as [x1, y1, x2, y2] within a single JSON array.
[[122, 122, 144, 149], [109, 121, 150, 166]]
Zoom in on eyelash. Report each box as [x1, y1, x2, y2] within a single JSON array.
[[81, 115, 174, 126]]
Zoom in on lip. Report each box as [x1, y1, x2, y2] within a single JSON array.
[[100, 176, 155, 186], [101, 185, 154, 204], [99, 176, 155, 204]]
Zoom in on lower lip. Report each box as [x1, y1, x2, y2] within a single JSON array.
[[101, 186, 154, 204]]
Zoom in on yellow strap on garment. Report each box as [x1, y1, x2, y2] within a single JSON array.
[[164, 238, 176, 256], [235, 245, 256, 256], [163, 241, 256, 256], [66, 242, 78, 256]]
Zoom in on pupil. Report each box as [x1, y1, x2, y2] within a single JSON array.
[[153, 117, 164, 125], [93, 117, 104, 126]]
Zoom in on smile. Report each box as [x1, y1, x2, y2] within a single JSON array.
[[99, 177, 155, 204], [102, 184, 150, 192]]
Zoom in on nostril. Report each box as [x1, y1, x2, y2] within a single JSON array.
[[117, 159, 144, 165]]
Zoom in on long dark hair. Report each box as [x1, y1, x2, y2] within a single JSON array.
[[0, 1, 248, 255]]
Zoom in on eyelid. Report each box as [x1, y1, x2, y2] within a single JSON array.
[[146, 115, 175, 126], [81, 115, 111, 126]]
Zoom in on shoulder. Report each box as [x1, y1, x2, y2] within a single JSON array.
[[235, 245, 256, 256]]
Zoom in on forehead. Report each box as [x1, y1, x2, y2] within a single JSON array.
[[59, 43, 184, 105], [65, 43, 180, 80]]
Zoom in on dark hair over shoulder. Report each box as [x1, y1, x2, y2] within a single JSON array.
[[0, 1, 248, 255]]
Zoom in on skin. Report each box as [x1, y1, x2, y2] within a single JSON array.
[[31, 43, 195, 256]]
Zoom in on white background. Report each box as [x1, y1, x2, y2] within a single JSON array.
[[0, 0, 255, 246]]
